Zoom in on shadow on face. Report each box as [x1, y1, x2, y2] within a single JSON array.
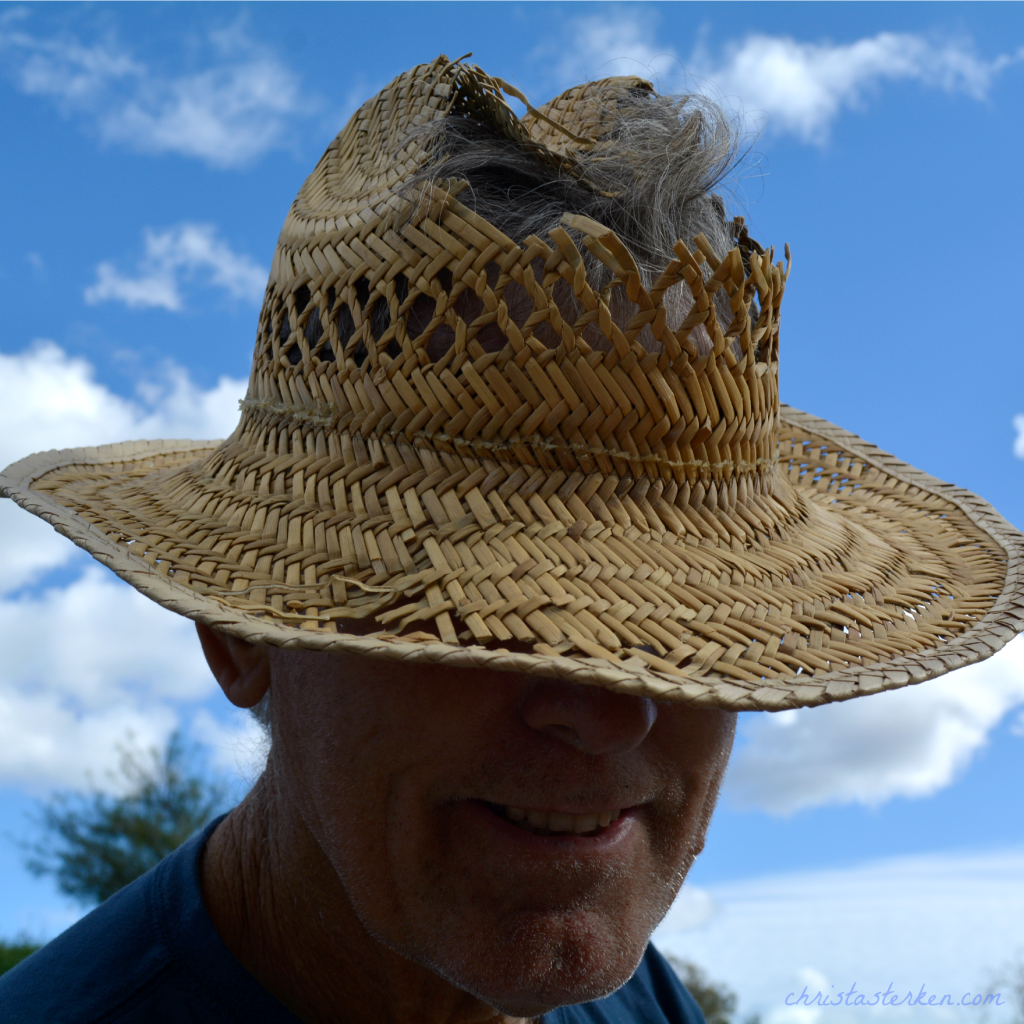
[[198, 625, 735, 1016]]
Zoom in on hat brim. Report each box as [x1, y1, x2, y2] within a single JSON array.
[[3, 405, 1021, 711]]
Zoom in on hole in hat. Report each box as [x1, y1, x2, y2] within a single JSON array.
[[351, 339, 369, 367], [319, 340, 335, 362], [294, 284, 311, 315], [475, 323, 508, 353], [287, 344, 303, 366], [335, 302, 355, 348], [354, 276, 371, 310], [426, 324, 455, 363], [326, 286, 336, 313], [406, 294, 435, 340], [436, 267, 453, 293], [370, 299, 391, 342], [304, 306, 323, 348], [530, 319, 561, 349], [395, 273, 409, 304]]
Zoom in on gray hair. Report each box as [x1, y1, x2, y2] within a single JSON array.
[[250, 689, 271, 732], [425, 90, 736, 263], [408, 86, 746, 344]]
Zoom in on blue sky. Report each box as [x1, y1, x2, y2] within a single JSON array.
[[1, 2, 1023, 1019]]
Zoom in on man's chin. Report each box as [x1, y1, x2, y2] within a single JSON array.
[[425, 914, 647, 1018], [480, 977, 628, 1020], [460, 966, 634, 1019]]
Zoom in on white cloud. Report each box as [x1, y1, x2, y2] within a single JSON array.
[[692, 32, 1023, 144], [0, 536, 221, 791], [1014, 414, 1024, 459], [542, 12, 681, 85], [0, 16, 303, 167], [724, 635, 1024, 815], [0, 566, 213, 708], [0, 340, 246, 473], [85, 223, 267, 311], [0, 343, 248, 790], [0, 13, 142, 102], [655, 847, 1024, 1022], [541, 15, 1022, 144], [0, 337, 245, 588], [661, 885, 717, 932], [0, 567, 211, 791]]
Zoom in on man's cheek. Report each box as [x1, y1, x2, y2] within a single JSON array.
[[337, 773, 446, 919]]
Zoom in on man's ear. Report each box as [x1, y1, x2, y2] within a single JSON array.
[[196, 623, 270, 709]]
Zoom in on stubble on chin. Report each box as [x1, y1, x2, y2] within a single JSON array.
[[376, 822, 684, 1014], [403, 877, 672, 1015]]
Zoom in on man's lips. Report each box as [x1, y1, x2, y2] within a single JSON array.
[[459, 799, 638, 850], [495, 804, 623, 836]]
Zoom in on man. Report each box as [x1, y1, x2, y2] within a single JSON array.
[[2, 56, 1022, 1023]]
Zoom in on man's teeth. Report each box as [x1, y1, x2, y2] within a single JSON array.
[[503, 806, 622, 834]]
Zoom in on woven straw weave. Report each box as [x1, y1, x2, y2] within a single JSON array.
[[2, 56, 1022, 710]]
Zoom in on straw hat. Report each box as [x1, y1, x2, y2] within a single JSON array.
[[3, 56, 1022, 711]]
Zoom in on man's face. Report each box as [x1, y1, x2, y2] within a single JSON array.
[[265, 648, 735, 1017]]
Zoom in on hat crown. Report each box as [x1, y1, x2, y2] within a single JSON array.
[[245, 58, 787, 510]]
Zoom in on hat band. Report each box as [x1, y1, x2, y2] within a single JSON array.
[[248, 197, 788, 510], [236, 400, 780, 478]]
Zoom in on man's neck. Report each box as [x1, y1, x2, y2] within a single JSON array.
[[199, 770, 531, 1024]]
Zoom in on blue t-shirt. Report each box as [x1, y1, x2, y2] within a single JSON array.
[[0, 818, 704, 1023]]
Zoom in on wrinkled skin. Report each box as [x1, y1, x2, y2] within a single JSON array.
[[198, 625, 735, 1024]]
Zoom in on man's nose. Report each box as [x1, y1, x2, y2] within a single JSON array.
[[520, 681, 658, 755]]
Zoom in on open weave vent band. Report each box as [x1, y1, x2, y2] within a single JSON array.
[[2, 56, 1022, 709]]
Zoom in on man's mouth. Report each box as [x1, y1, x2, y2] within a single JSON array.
[[488, 803, 623, 837]]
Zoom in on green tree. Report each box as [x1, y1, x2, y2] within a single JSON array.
[[668, 957, 759, 1024], [0, 938, 41, 977], [24, 731, 225, 906]]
